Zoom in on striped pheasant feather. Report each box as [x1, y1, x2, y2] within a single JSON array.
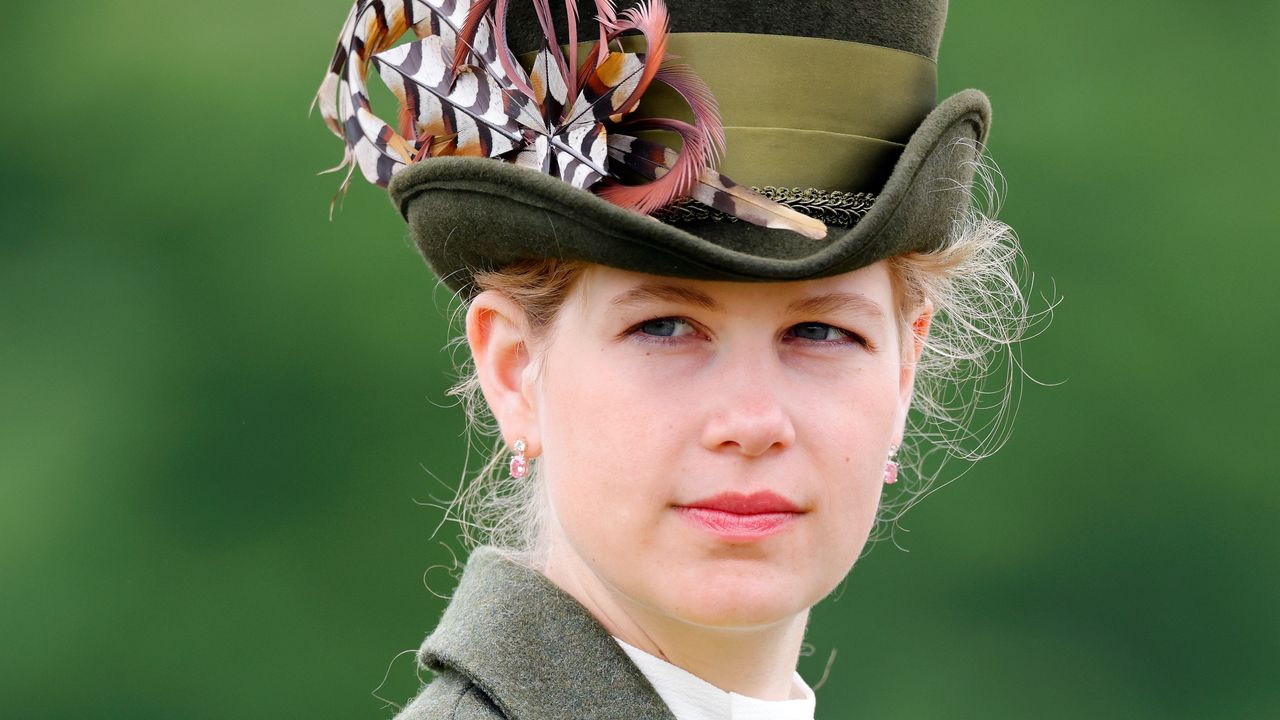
[[373, 36, 528, 160], [315, 0, 543, 190]]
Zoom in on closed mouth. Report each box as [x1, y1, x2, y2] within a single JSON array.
[[674, 491, 805, 541]]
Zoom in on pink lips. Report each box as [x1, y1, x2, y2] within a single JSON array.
[[674, 491, 805, 542]]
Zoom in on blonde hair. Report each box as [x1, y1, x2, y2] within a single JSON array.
[[436, 144, 1050, 559]]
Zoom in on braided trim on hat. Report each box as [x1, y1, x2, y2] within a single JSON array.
[[654, 186, 877, 227]]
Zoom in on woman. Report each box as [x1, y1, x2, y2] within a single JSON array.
[[316, 0, 1033, 717]]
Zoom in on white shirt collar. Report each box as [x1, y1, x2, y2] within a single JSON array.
[[614, 637, 817, 720]]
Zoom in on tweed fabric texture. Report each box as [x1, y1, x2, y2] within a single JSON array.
[[391, 547, 677, 720]]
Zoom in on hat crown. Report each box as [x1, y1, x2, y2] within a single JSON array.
[[507, 0, 948, 60], [381, 0, 990, 293]]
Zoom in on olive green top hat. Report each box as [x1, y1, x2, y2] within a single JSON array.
[[316, 0, 990, 296]]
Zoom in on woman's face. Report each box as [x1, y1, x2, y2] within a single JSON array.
[[528, 261, 924, 629]]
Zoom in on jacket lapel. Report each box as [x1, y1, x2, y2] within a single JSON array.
[[418, 547, 677, 720]]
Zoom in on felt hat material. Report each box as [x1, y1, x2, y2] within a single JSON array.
[[391, 88, 988, 291]]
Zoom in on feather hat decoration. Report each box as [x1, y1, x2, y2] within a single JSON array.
[[314, 0, 827, 239]]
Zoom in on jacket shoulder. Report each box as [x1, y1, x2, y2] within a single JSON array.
[[391, 670, 507, 720]]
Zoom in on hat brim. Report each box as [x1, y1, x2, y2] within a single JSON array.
[[388, 88, 991, 296]]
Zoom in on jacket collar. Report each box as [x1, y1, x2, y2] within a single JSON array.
[[418, 547, 676, 720]]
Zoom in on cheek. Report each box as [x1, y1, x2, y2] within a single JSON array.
[[534, 343, 684, 549], [537, 333, 706, 467], [807, 369, 900, 555]]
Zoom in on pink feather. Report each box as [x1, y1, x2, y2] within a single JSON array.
[[565, 0, 580, 103], [572, 1, 620, 93], [593, 56, 727, 215], [601, 0, 669, 117], [654, 59, 726, 164], [451, 0, 494, 76], [493, 0, 537, 101], [446, 0, 537, 101], [596, 117, 709, 213], [593, 0, 618, 66]]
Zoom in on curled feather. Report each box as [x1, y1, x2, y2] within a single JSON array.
[[605, 133, 829, 239], [325, 0, 418, 189], [596, 118, 708, 213], [653, 59, 725, 164]]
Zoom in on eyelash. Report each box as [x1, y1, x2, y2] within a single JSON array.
[[625, 317, 869, 349]]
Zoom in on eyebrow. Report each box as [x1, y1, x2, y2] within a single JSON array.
[[788, 292, 886, 322], [609, 283, 886, 321], [610, 283, 721, 311]]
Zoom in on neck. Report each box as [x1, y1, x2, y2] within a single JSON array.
[[541, 541, 809, 701]]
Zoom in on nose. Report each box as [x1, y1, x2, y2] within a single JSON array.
[[699, 361, 796, 457]]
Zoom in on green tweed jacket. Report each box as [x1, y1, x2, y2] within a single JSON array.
[[392, 547, 678, 720]]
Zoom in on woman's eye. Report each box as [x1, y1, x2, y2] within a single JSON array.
[[628, 318, 864, 348], [787, 322, 863, 345], [637, 317, 695, 338]]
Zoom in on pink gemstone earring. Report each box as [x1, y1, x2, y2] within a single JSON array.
[[508, 438, 528, 479], [884, 443, 900, 485]]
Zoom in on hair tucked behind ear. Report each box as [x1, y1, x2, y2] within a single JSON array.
[[441, 259, 588, 563], [435, 139, 1052, 558]]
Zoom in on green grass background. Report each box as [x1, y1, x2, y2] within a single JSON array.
[[2, 1, 1277, 718]]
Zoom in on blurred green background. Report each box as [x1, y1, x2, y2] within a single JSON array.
[[2, 1, 1277, 718]]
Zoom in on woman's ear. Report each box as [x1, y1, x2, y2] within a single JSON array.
[[895, 299, 934, 436], [466, 290, 540, 455]]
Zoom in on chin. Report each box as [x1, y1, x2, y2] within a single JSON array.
[[650, 531, 867, 627], [651, 559, 827, 629]]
